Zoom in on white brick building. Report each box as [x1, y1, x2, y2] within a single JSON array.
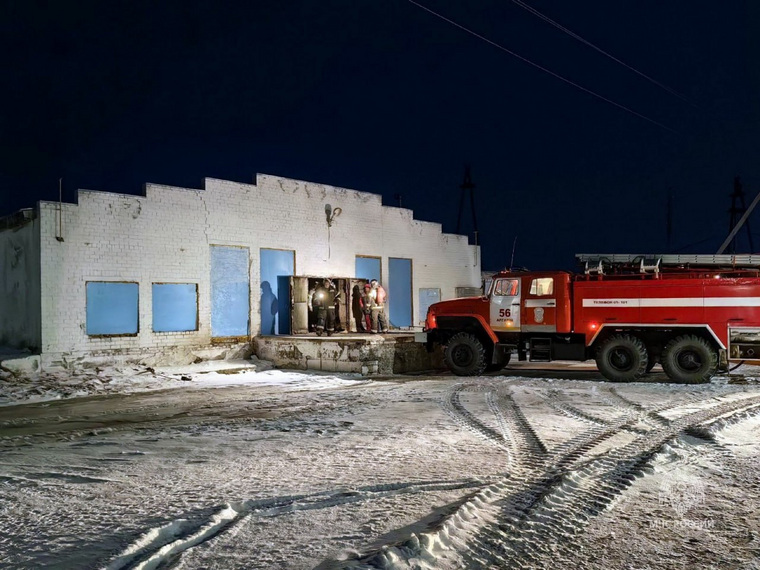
[[0, 174, 481, 366]]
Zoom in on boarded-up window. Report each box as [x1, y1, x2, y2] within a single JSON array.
[[86, 282, 139, 336], [419, 288, 440, 324], [152, 283, 198, 332], [355, 256, 381, 281]]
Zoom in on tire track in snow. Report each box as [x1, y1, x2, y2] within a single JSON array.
[[480, 390, 760, 565], [545, 388, 646, 434], [440, 383, 513, 454], [461, 392, 760, 568], [325, 386, 760, 569], [604, 386, 716, 427], [487, 393, 760, 567], [485, 388, 547, 461], [102, 478, 487, 570]]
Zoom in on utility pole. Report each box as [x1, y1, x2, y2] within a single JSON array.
[[456, 165, 479, 246], [726, 176, 754, 254], [718, 180, 760, 255]]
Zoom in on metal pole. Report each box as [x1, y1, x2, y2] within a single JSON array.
[[717, 188, 760, 254], [56, 178, 64, 242]]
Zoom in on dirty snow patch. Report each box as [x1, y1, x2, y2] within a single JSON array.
[[0, 363, 367, 407]]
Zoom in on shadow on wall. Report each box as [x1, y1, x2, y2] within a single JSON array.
[[260, 281, 278, 336]]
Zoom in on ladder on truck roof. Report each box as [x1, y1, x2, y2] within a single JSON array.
[[576, 253, 760, 275]]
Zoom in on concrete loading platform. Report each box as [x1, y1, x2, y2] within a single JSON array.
[[253, 332, 444, 375]]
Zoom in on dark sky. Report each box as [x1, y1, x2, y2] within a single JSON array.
[[2, 1, 759, 270]]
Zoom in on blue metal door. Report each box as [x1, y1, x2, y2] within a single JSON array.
[[211, 246, 250, 337], [260, 249, 295, 335], [389, 257, 413, 328]]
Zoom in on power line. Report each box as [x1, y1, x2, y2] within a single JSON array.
[[405, 0, 678, 134], [510, 0, 695, 107]]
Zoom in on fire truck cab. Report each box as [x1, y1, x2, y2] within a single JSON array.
[[420, 254, 760, 383]]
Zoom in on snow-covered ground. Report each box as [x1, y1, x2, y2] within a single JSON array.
[[1, 360, 759, 569], [0, 358, 368, 407]]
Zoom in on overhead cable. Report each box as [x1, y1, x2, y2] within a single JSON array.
[[511, 0, 694, 106], [405, 0, 678, 134]]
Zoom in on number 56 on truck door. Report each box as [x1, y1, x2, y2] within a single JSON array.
[[490, 278, 520, 330]]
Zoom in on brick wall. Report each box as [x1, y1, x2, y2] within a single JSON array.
[[38, 174, 480, 361]]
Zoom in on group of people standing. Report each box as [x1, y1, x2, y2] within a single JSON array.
[[359, 279, 388, 334], [308, 278, 387, 335]]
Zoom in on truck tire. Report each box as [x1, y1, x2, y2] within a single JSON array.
[[445, 332, 488, 376], [661, 335, 717, 384], [595, 334, 648, 382]]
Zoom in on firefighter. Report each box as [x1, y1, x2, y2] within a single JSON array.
[[312, 278, 339, 336], [370, 279, 388, 333], [311, 280, 327, 335], [360, 283, 373, 332]]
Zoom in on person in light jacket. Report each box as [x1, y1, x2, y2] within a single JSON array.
[[369, 279, 388, 333]]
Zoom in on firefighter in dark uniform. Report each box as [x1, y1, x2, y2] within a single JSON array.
[[312, 278, 340, 336]]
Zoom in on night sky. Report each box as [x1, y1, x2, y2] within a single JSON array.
[[2, 1, 759, 270]]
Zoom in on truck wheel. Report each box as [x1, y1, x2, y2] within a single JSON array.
[[661, 335, 717, 384], [595, 334, 648, 382], [445, 332, 488, 376]]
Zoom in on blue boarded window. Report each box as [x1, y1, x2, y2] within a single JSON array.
[[86, 282, 139, 336], [355, 256, 381, 282], [152, 283, 198, 332], [419, 288, 440, 325]]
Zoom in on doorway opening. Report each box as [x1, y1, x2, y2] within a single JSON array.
[[290, 276, 370, 334]]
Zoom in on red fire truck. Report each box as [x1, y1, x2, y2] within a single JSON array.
[[419, 254, 760, 383]]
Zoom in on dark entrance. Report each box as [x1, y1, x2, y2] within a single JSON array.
[[290, 276, 368, 334]]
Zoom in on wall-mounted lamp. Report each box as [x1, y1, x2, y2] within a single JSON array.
[[325, 203, 342, 227]]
